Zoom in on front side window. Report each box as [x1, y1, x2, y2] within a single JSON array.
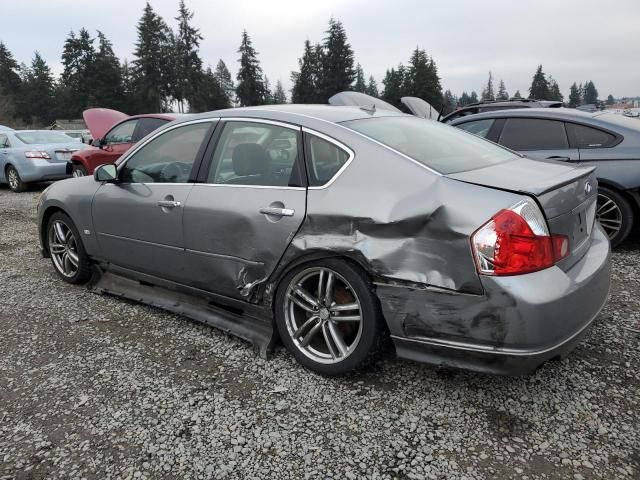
[[105, 119, 139, 145], [456, 119, 495, 138], [307, 135, 350, 186], [499, 118, 568, 150], [120, 122, 211, 183], [208, 121, 302, 187], [132, 118, 170, 142], [566, 123, 616, 148], [343, 116, 516, 174]]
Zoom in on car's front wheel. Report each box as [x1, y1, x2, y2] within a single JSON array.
[[46, 211, 92, 284], [597, 187, 634, 248], [6, 165, 26, 192], [275, 259, 386, 375], [71, 163, 88, 177]]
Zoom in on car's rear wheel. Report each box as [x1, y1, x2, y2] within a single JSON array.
[[275, 259, 386, 375], [597, 186, 633, 247], [6, 165, 26, 192], [46, 211, 92, 284], [72, 163, 88, 177]]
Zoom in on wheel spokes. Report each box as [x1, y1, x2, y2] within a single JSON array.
[[327, 322, 349, 357], [54, 222, 67, 243], [293, 315, 319, 338], [299, 321, 323, 347], [291, 286, 319, 312], [330, 302, 359, 312]]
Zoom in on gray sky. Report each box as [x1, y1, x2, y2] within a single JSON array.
[[3, 0, 639, 99]]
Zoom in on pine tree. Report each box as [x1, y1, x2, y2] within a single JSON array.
[[404, 47, 443, 107], [291, 40, 321, 103], [132, 2, 173, 112], [568, 82, 581, 107], [60, 28, 96, 117], [214, 60, 234, 106], [0, 42, 21, 122], [381, 65, 406, 109], [583, 80, 599, 105], [606, 94, 615, 105], [365, 75, 379, 97], [443, 89, 457, 114], [482, 71, 495, 101], [459, 91, 471, 106], [529, 65, 550, 99], [120, 60, 135, 112], [513, 90, 522, 99], [17, 52, 55, 125], [88, 31, 125, 111], [353, 63, 366, 92], [190, 66, 227, 112], [318, 18, 355, 99], [469, 91, 479, 103], [547, 76, 563, 102], [263, 75, 273, 104], [235, 30, 265, 106], [496, 79, 508, 100], [273, 80, 287, 104], [173, 0, 203, 112]]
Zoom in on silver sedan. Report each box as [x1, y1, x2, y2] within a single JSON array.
[[37, 105, 611, 375]]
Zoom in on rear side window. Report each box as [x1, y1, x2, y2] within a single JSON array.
[[306, 135, 350, 186], [566, 123, 616, 148], [499, 118, 568, 150], [456, 119, 494, 138]]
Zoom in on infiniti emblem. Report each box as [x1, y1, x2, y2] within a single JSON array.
[[584, 182, 593, 195]]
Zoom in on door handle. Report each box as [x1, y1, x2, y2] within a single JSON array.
[[157, 200, 181, 208], [259, 207, 295, 217], [546, 156, 571, 161]]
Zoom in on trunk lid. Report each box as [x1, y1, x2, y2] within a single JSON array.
[[401, 96, 439, 120], [449, 157, 599, 270], [83, 108, 128, 140], [328, 91, 402, 113]]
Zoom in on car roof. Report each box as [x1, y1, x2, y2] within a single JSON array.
[[128, 113, 181, 121]]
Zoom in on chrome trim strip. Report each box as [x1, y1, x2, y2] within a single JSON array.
[[97, 232, 183, 251], [194, 184, 305, 191], [302, 127, 356, 190], [220, 117, 301, 131], [184, 248, 264, 266], [391, 311, 599, 357]]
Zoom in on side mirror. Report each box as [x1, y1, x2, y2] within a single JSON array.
[[92, 138, 104, 148], [94, 164, 117, 183]]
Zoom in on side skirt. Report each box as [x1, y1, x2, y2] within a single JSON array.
[[90, 265, 276, 358]]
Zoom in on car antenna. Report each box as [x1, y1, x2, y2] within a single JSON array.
[[437, 104, 446, 122], [360, 104, 376, 115]]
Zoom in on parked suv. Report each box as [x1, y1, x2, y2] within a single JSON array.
[[442, 98, 563, 123], [450, 108, 640, 246], [68, 109, 178, 177]]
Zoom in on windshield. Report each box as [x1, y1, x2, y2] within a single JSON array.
[[15, 131, 75, 144], [342, 116, 517, 174]]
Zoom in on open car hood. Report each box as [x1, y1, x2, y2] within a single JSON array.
[[83, 108, 128, 140], [401, 96, 439, 120], [328, 91, 401, 113]]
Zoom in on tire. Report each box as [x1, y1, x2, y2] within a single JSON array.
[[274, 258, 386, 375], [597, 186, 634, 248], [46, 211, 92, 284], [72, 163, 88, 177], [6, 165, 26, 192]]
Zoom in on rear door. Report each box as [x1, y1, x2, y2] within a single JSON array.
[[497, 117, 579, 162], [182, 119, 307, 299], [92, 120, 214, 282]]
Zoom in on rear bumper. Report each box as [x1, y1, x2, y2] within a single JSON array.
[[18, 159, 70, 183], [379, 224, 611, 375]]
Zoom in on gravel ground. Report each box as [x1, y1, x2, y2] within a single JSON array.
[[0, 186, 638, 480]]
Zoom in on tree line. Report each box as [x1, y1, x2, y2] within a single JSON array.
[[0, 0, 610, 127]]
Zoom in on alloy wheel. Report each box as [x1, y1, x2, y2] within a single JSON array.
[[284, 267, 363, 365], [48, 220, 80, 278], [7, 168, 19, 190], [596, 192, 623, 239], [72, 168, 85, 178]]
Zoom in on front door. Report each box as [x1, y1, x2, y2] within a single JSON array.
[[183, 119, 307, 299], [92, 121, 214, 282]]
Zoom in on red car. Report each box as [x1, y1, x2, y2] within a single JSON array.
[[67, 109, 178, 176]]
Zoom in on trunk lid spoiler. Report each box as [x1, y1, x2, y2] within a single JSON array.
[[83, 108, 129, 140]]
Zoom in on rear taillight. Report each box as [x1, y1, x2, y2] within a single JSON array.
[[472, 199, 569, 276], [25, 151, 50, 159]]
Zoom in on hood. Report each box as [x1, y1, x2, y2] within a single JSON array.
[[401, 96, 439, 120], [328, 91, 401, 113], [83, 108, 128, 140]]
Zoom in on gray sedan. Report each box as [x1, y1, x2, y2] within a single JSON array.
[[450, 108, 640, 246], [37, 105, 611, 376]]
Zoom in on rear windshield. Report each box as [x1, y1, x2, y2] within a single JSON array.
[[15, 131, 75, 144], [342, 116, 517, 174], [593, 112, 640, 132]]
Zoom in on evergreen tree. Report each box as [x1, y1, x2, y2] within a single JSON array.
[[381, 65, 406, 109], [60, 28, 96, 117], [469, 91, 479, 103], [353, 63, 366, 92], [235, 30, 265, 106], [547, 76, 563, 102], [89, 31, 125, 111], [583, 80, 599, 105], [318, 18, 355, 99], [606, 94, 615, 105], [174, 0, 203, 112], [459, 91, 471, 106], [273, 80, 287, 104], [0, 42, 21, 122], [190, 67, 227, 112], [568, 82, 581, 107], [291, 40, 321, 103], [404, 47, 442, 108], [443, 89, 457, 114], [365, 75, 379, 97], [120, 60, 136, 112], [214, 60, 234, 106], [529, 65, 550, 99], [496, 79, 508, 100], [482, 71, 495, 101], [263, 75, 273, 104], [132, 2, 173, 112], [17, 52, 55, 125], [513, 90, 522, 99]]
